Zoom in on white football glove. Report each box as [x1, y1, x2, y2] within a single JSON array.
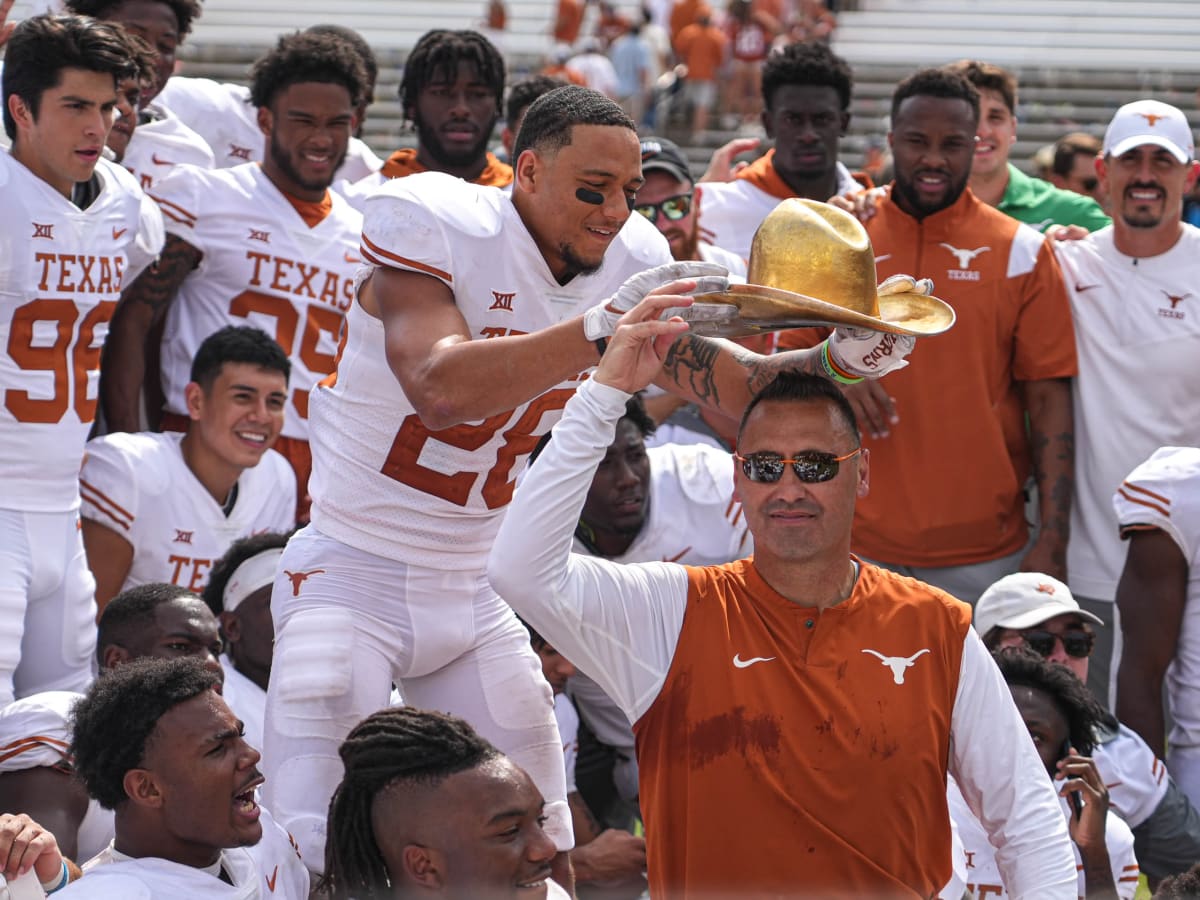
[[826, 274, 933, 377], [582, 261, 730, 341]]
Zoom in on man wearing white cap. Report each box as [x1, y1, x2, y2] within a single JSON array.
[[202, 532, 291, 753], [1052, 99, 1200, 708], [976, 571, 1200, 881]]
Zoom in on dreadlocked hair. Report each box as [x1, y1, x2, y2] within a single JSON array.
[[993, 646, 1106, 756], [320, 707, 502, 898], [399, 29, 505, 121]]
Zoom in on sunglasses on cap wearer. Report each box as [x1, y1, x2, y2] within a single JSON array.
[[633, 192, 693, 223], [1020, 628, 1095, 659], [733, 448, 861, 484]]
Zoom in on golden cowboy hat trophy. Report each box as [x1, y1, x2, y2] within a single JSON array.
[[684, 198, 955, 338]]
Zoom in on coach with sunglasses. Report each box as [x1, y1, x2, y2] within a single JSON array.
[[491, 266, 1077, 894], [976, 572, 1200, 882]]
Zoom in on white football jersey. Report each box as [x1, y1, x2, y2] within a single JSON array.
[[1114, 446, 1200, 747], [553, 692, 580, 793], [79, 431, 295, 594], [67, 807, 308, 900], [151, 163, 361, 441], [0, 150, 163, 512], [309, 172, 672, 568], [159, 76, 381, 184], [1056, 227, 1200, 604], [0, 691, 114, 862], [1095, 721, 1171, 829], [948, 776, 1140, 899], [571, 442, 751, 564], [220, 656, 267, 754], [121, 104, 216, 192]]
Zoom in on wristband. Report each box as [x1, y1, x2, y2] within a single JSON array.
[[820, 342, 864, 385], [41, 860, 70, 894]]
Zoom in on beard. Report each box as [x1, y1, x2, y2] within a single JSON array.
[[892, 167, 970, 218], [414, 115, 494, 169], [556, 241, 604, 283], [268, 130, 345, 193]]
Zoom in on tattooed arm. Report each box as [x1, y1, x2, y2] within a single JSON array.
[[652, 335, 826, 418], [1020, 377, 1073, 580], [100, 234, 202, 433]]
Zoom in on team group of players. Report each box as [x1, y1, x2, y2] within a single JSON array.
[[2, 0, 1200, 897]]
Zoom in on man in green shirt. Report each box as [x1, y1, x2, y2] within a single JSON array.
[[950, 60, 1110, 233]]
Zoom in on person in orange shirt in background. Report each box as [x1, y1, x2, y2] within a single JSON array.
[[554, 0, 585, 45], [675, 7, 728, 138], [669, 0, 702, 44]]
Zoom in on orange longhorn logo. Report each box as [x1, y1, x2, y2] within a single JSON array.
[[1139, 112, 1166, 127], [1035, 582, 1056, 595], [283, 569, 325, 596]]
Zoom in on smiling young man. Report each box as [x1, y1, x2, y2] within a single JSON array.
[[780, 67, 1077, 607], [100, 30, 368, 520], [490, 298, 1077, 896], [0, 12, 163, 708], [947, 60, 1109, 233], [262, 82, 912, 883], [1052, 100, 1200, 708], [81, 326, 295, 612], [59, 655, 309, 898]]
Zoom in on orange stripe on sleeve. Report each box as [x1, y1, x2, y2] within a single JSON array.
[[148, 193, 198, 223], [1123, 481, 1171, 506], [1116, 487, 1170, 519], [360, 235, 452, 283], [80, 479, 134, 531], [0, 735, 70, 764]]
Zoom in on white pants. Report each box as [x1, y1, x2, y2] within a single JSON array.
[[261, 526, 571, 873], [0, 508, 98, 706]]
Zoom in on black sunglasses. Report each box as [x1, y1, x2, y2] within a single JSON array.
[[633, 192, 693, 223], [1021, 629, 1094, 659], [733, 449, 861, 484]]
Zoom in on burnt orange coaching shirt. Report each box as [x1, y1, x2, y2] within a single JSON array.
[[633, 558, 971, 898], [778, 188, 1077, 567]]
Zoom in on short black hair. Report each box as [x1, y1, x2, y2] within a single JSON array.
[[306, 24, 378, 98], [737, 372, 860, 447], [994, 646, 1105, 757], [322, 708, 503, 899], [891, 67, 980, 127], [64, 0, 203, 38], [761, 41, 853, 112], [622, 394, 656, 439], [96, 582, 199, 665], [189, 325, 291, 390], [249, 29, 370, 112], [512, 84, 636, 166], [3, 15, 140, 140], [505, 74, 568, 132], [71, 656, 222, 809], [400, 29, 505, 122], [203, 531, 293, 617]]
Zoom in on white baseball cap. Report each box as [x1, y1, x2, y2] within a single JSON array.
[[973, 572, 1104, 638], [1103, 99, 1195, 164]]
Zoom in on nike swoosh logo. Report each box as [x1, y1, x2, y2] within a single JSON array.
[[112, 227, 127, 240], [344, 251, 361, 263], [151, 154, 174, 166], [266, 865, 278, 892], [733, 654, 776, 669], [1075, 284, 1100, 292]]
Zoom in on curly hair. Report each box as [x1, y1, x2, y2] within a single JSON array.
[[761, 41, 853, 112], [891, 66, 980, 127], [306, 24, 378, 100], [505, 74, 566, 132], [202, 530, 293, 616], [64, 0, 203, 38], [400, 29, 505, 122], [249, 29, 370, 112], [993, 646, 1105, 756], [321, 707, 502, 899], [1154, 862, 1200, 898], [71, 656, 222, 810], [512, 84, 634, 165]]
